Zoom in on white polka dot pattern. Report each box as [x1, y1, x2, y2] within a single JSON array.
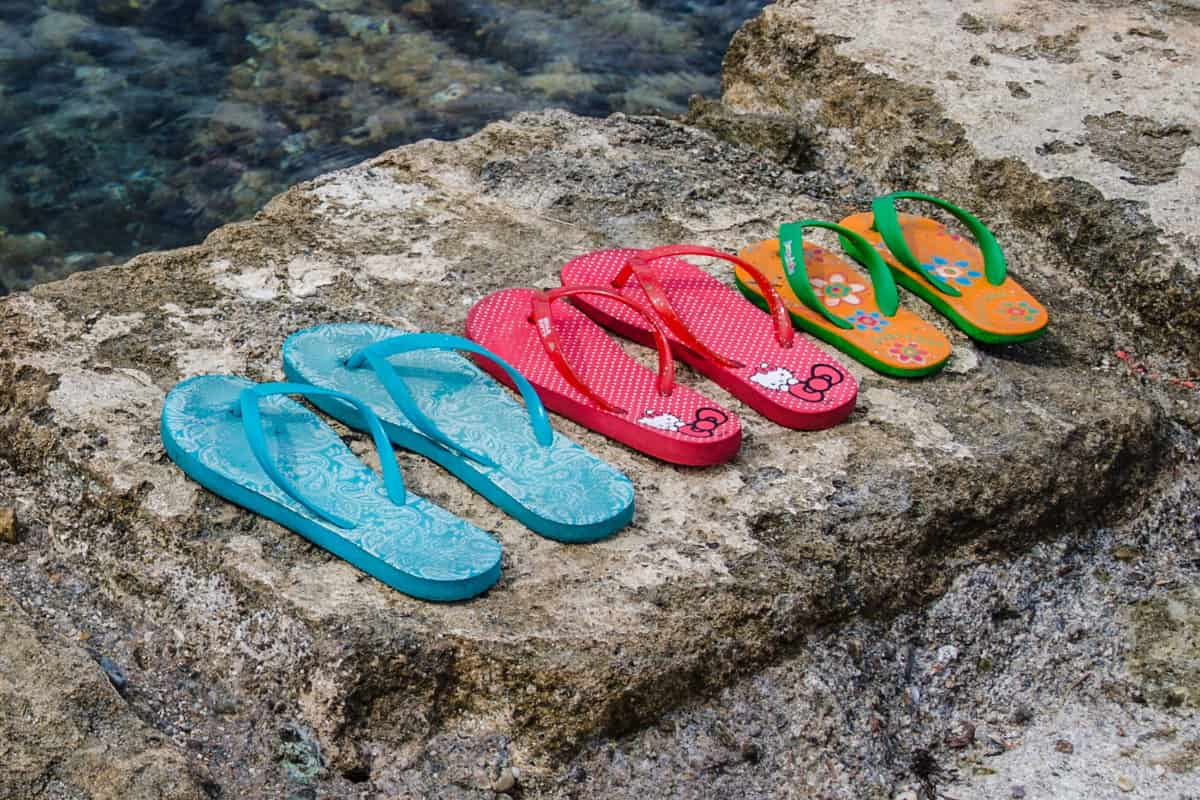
[[560, 249, 858, 427], [465, 288, 741, 454]]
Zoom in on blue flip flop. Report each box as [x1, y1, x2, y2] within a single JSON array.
[[281, 324, 635, 542], [161, 376, 502, 602]]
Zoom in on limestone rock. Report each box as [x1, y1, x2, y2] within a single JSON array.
[[0, 586, 208, 799]]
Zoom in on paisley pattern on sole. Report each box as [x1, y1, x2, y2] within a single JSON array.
[[161, 375, 502, 601], [282, 324, 635, 542]]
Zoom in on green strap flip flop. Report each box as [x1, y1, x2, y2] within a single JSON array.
[[737, 219, 952, 377], [838, 192, 1048, 344]]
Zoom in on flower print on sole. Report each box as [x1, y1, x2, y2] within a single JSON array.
[[846, 310, 889, 331], [887, 340, 931, 366], [921, 256, 982, 287], [810, 272, 867, 308], [1000, 300, 1040, 324]]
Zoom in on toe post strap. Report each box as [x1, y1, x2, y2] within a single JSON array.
[[532, 286, 677, 415], [620, 244, 795, 355], [778, 219, 899, 329], [237, 382, 406, 529], [870, 191, 1007, 296], [345, 333, 555, 467]]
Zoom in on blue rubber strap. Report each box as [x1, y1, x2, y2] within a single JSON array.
[[778, 219, 899, 330], [871, 192, 1008, 297], [237, 382, 406, 530], [346, 333, 554, 467]]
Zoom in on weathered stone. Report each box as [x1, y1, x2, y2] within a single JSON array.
[[0, 586, 208, 798], [1128, 587, 1200, 709], [0, 103, 1187, 794]]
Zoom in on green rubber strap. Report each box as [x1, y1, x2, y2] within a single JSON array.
[[871, 191, 1007, 297], [778, 219, 900, 331]]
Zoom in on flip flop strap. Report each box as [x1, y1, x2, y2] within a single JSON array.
[[778, 219, 898, 330], [871, 191, 1007, 297], [346, 333, 554, 468], [616, 245, 795, 364], [237, 382, 406, 530], [531, 286, 677, 415]]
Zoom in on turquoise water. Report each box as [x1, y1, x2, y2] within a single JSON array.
[[0, 0, 767, 293]]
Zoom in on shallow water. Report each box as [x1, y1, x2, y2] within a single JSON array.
[[0, 0, 767, 293]]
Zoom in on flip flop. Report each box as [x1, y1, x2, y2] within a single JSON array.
[[736, 220, 952, 377], [282, 325, 634, 543], [465, 286, 741, 466], [559, 246, 858, 429], [161, 376, 502, 602], [838, 192, 1048, 343]]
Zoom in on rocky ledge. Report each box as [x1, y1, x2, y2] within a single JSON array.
[[1, 1, 1198, 798]]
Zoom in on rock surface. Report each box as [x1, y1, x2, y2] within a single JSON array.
[[1, 1, 1198, 798], [0, 585, 209, 799]]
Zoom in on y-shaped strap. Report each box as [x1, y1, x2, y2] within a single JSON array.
[[615, 245, 795, 367], [778, 219, 899, 331], [237, 382, 406, 530], [345, 333, 553, 468], [871, 191, 1007, 298], [531, 286, 677, 415]]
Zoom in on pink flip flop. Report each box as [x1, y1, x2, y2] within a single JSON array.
[[465, 286, 742, 466], [560, 246, 858, 430]]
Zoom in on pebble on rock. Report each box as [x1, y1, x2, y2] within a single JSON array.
[[0, 506, 16, 544], [1055, 738, 1074, 754], [945, 721, 976, 749], [98, 655, 128, 694], [1117, 775, 1134, 792], [1011, 785, 1026, 799], [493, 766, 516, 793]]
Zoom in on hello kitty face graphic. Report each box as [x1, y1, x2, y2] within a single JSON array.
[[638, 408, 729, 438], [750, 364, 799, 392], [750, 363, 845, 403], [638, 411, 686, 432]]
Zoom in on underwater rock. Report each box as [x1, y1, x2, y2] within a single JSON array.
[[0, 1, 767, 291], [30, 9, 89, 49]]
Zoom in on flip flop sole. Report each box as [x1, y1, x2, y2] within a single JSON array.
[[466, 288, 742, 467], [735, 239, 952, 378], [838, 212, 1048, 343], [283, 324, 635, 543], [561, 249, 858, 429], [162, 375, 502, 601]]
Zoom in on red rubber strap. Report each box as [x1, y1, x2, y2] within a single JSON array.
[[530, 286, 677, 414], [617, 245, 795, 352]]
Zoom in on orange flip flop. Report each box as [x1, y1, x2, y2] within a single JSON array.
[[838, 192, 1048, 344], [737, 220, 952, 377]]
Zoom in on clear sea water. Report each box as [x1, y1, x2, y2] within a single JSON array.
[[0, 0, 768, 293]]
